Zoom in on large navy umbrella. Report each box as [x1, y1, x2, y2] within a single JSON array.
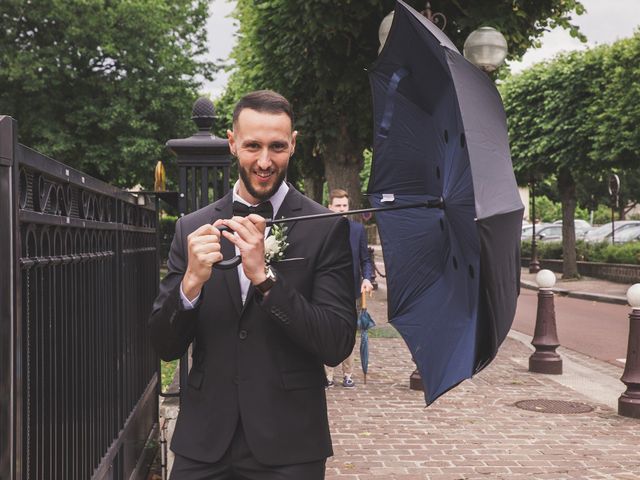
[[368, 0, 523, 404]]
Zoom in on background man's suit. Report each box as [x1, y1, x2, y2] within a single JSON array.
[[149, 185, 356, 466], [348, 220, 373, 299]]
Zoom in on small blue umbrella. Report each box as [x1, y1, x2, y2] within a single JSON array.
[[358, 292, 376, 384]]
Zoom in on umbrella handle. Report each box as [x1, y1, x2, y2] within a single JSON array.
[[361, 291, 367, 310]]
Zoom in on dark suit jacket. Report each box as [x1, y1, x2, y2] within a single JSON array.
[[149, 185, 356, 466], [349, 220, 373, 299]]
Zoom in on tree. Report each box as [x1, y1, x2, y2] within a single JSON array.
[[503, 48, 609, 277], [0, 0, 213, 187], [218, 0, 586, 208]]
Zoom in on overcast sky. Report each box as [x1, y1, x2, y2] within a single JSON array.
[[203, 0, 640, 97]]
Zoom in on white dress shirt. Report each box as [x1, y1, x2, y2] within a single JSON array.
[[180, 181, 289, 308]]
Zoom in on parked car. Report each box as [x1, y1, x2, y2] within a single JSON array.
[[522, 223, 563, 242], [552, 219, 592, 239], [521, 224, 534, 241], [534, 224, 563, 242], [612, 224, 640, 244], [584, 221, 640, 243]]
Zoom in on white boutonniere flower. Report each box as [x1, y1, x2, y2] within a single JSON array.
[[264, 224, 289, 264]]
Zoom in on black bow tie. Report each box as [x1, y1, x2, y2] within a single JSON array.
[[232, 200, 273, 219]]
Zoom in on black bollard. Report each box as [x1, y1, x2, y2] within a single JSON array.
[[618, 285, 640, 418], [529, 270, 563, 374]]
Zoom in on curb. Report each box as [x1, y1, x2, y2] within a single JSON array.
[[520, 280, 628, 306]]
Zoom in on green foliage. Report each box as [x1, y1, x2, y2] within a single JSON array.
[[367, 325, 401, 339], [521, 239, 640, 265], [534, 196, 562, 222], [161, 360, 178, 391], [159, 215, 177, 265], [590, 34, 640, 169], [592, 205, 613, 225], [586, 242, 640, 265], [0, 0, 213, 188], [502, 33, 640, 212], [502, 46, 607, 176], [360, 149, 373, 195], [532, 195, 589, 222], [220, 0, 585, 207]]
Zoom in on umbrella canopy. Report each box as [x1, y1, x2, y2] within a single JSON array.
[[358, 292, 376, 384], [368, 0, 523, 404]]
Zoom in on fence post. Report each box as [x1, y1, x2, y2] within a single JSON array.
[[0, 115, 18, 480], [165, 97, 231, 397]]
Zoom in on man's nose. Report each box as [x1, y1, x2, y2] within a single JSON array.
[[256, 148, 271, 169]]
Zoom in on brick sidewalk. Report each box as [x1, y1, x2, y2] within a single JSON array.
[[325, 335, 640, 479], [161, 256, 640, 479]]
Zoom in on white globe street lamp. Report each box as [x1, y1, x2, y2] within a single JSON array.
[[463, 26, 508, 72], [378, 8, 508, 74], [378, 11, 394, 54]]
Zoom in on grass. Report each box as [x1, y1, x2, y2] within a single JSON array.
[[366, 324, 402, 338], [161, 360, 178, 391]]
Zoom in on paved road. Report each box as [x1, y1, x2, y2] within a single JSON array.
[[513, 288, 630, 367]]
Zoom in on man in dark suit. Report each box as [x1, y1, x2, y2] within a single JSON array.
[[149, 90, 356, 479], [324, 189, 374, 389]]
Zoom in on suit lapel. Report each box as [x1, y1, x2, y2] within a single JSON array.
[[213, 193, 243, 316], [243, 185, 305, 309], [273, 185, 305, 237]]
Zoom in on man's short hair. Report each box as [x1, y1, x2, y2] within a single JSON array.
[[232, 90, 294, 127], [329, 189, 349, 203]]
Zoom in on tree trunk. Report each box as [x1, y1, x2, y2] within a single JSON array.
[[558, 167, 579, 279], [302, 173, 324, 204], [323, 117, 364, 208]]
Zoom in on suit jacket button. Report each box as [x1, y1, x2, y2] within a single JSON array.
[[239, 329, 248, 340], [234, 376, 240, 385]]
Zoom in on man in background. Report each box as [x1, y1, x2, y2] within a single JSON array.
[[325, 189, 374, 388]]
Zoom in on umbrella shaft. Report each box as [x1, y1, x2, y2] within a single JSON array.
[[268, 198, 443, 227], [215, 198, 443, 232]]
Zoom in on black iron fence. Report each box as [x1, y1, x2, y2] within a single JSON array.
[[0, 116, 158, 479]]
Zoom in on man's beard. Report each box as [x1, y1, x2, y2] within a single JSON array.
[[239, 165, 287, 202]]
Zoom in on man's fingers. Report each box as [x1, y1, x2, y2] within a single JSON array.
[[191, 223, 218, 236], [222, 216, 263, 244], [201, 252, 223, 266], [246, 214, 267, 232], [194, 234, 220, 245], [221, 229, 252, 251]]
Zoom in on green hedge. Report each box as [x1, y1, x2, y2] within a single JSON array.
[[521, 240, 640, 265], [159, 215, 178, 265]]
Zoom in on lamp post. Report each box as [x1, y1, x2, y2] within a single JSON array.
[[379, 4, 508, 74], [378, 1, 447, 54], [529, 173, 540, 273], [608, 174, 620, 244], [462, 26, 508, 73]]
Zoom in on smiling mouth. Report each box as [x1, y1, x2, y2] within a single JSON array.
[[255, 171, 273, 182]]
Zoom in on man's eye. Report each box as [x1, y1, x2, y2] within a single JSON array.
[[246, 143, 260, 150], [271, 143, 287, 152]]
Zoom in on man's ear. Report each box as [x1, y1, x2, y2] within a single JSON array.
[[227, 129, 236, 155]]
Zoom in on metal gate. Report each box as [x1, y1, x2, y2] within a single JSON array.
[[0, 116, 158, 479]]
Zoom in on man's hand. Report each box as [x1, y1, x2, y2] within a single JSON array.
[[182, 224, 222, 301], [361, 279, 374, 294], [218, 214, 267, 285]]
